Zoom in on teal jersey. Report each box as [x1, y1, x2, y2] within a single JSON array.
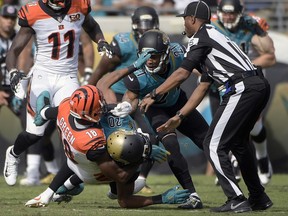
[[211, 15, 266, 54], [100, 113, 136, 138], [110, 32, 138, 95], [123, 43, 185, 107]]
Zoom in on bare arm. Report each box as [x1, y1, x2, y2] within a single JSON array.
[[17, 36, 34, 73], [139, 67, 191, 113], [80, 31, 95, 70], [157, 81, 211, 132], [82, 14, 106, 44], [251, 34, 276, 68], [96, 67, 131, 104], [6, 27, 34, 71], [89, 54, 121, 85], [122, 90, 139, 113]]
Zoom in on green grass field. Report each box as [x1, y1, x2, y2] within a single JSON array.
[[0, 174, 287, 216]]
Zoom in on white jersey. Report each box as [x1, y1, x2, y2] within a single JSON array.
[[18, 0, 91, 135], [18, 0, 90, 75]]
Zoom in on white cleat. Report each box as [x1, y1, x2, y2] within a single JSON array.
[[25, 194, 52, 208], [3, 146, 20, 186]]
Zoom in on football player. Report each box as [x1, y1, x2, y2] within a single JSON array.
[[25, 84, 189, 208], [3, 0, 114, 186]]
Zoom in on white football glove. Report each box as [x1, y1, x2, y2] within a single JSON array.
[[14, 75, 31, 99], [136, 128, 150, 140], [110, 101, 132, 118]]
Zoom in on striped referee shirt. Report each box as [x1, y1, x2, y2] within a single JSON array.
[[181, 24, 257, 85]]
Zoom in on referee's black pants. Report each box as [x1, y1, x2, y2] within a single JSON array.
[[203, 76, 270, 200]]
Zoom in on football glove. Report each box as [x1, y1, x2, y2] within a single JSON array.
[[34, 91, 51, 126], [161, 185, 190, 204], [9, 69, 26, 93], [11, 96, 23, 115], [110, 101, 132, 118], [133, 48, 156, 69], [97, 40, 114, 58], [150, 145, 170, 163]]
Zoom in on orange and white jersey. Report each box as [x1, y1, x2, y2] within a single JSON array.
[[57, 99, 110, 184], [18, 0, 91, 74]]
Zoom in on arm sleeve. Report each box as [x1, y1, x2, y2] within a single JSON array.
[[123, 73, 141, 94]]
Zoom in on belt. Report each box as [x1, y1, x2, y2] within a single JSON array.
[[230, 70, 258, 84], [220, 70, 258, 94]]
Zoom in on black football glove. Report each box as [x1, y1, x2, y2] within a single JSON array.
[[97, 40, 114, 58], [9, 69, 26, 93]]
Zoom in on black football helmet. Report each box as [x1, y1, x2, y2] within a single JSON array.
[[107, 130, 151, 166], [217, 0, 244, 30], [138, 29, 170, 74], [43, 0, 69, 11], [131, 6, 159, 42]]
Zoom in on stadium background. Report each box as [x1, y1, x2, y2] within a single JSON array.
[[0, 15, 287, 176]]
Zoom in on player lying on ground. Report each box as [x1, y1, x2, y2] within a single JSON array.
[[25, 85, 189, 208]]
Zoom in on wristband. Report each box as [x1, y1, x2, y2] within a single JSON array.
[[152, 195, 162, 204], [127, 65, 137, 74], [84, 67, 93, 74], [149, 89, 158, 100], [176, 111, 185, 121], [8, 68, 18, 76], [97, 38, 106, 44]]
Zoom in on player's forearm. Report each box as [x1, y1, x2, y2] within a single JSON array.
[[252, 53, 276, 68], [179, 82, 209, 117], [155, 67, 190, 96], [118, 195, 154, 208]]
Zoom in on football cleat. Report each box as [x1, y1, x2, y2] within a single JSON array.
[[52, 194, 73, 204], [56, 183, 84, 196], [211, 195, 251, 213], [107, 191, 118, 200], [34, 91, 51, 126], [3, 146, 20, 186], [178, 193, 203, 209], [25, 194, 52, 208]]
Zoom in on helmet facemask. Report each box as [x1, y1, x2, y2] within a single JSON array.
[[47, 0, 66, 11], [132, 18, 159, 41], [217, 0, 243, 30], [144, 48, 170, 74], [138, 29, 170, 74], [131, 6, 159, 42]]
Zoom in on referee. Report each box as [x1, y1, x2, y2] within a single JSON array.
[[140, 0, 272, 213]]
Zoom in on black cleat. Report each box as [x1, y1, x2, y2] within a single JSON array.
[[248, 192, 273, 211], [211, 196, 252, 213]]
